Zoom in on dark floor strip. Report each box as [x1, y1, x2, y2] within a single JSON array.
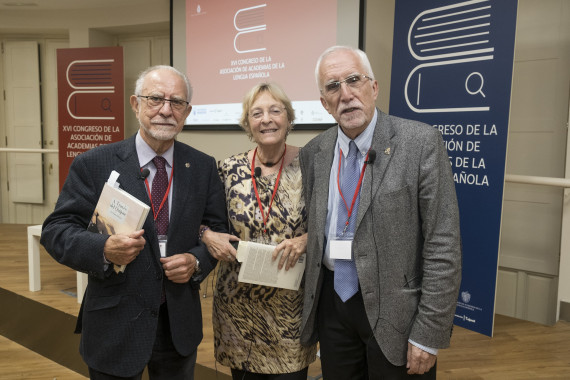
[[0, 287, 86, 376], [0, 287, 230, 379]]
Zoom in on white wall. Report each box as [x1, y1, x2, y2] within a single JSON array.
[[0, 4, 168, 42], [496, 0, 570, 325], [559, 95, 570, 321]]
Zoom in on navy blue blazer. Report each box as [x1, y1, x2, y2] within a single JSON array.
[[41, 135, 227, 377]]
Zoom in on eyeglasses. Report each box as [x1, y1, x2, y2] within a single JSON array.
[[249, 107, 285, 120], [322, 74, 373, 96], [137, 95, 189, 111]]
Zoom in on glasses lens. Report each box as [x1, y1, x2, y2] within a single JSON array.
[[170, 99, 187, 110], [142, 96, 187, 111], [323, 74, 370, 95], [147, 96, 163, 107], [346, 75, 362, 87], [325, 82, 340, 94]]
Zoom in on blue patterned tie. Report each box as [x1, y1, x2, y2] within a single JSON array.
[[334, 140, 360, 302]]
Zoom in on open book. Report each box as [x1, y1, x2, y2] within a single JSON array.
[[88, 176, 150, 273], [236, 241, 306, 291]]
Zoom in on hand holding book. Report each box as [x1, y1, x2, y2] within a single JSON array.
[[103, 230, 146, 272], [88, 171, 151, 273]]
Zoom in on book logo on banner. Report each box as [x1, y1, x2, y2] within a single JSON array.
[[65, 59, 117, 120], [234, 4, 267, 54], [389, 0, 518, 336], [57, 47, 124, 190], [404, 0, 494, 114]]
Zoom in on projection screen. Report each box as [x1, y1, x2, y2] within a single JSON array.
[[171, 0, 363, 130]]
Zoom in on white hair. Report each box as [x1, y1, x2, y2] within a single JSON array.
[[314, 46, 375, 91], [134, 65, 193, 101]]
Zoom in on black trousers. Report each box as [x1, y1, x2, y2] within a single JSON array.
[[317, 268, 436, 380], [89, 303, 197, 380]]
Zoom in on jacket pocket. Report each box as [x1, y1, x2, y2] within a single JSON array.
[[382, 288, 420, 334], [84, 295, 121, 312]]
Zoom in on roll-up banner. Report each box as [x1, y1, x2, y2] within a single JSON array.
[[57, 47, 124, 190], [389, 0, 518, 336]]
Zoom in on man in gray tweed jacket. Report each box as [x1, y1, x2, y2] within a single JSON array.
[[299, 46, 462, 379]]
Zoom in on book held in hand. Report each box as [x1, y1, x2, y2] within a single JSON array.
[[236, 241, 306, 291], [88, 179, 150, 273]]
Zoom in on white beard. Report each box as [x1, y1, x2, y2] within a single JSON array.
[[139, 118, 179, 141]]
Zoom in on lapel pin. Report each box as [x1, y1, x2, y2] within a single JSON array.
[[185, 163, 190, 168], [384, 147, 391, 155]]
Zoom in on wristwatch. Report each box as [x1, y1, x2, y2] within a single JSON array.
[[193, 256, 202, 276]]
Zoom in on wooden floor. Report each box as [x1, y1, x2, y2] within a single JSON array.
[[1, 223, 569, 379]]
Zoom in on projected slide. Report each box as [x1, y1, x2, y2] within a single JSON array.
[[185, 0, 338, 126]]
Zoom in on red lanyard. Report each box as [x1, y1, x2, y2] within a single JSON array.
[[143, 164, 174, 221], [251, 145, 286, 234], [337, 147, 370, 234]]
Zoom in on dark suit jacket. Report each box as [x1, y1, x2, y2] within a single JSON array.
[[299, 110, 462, 366], [40, 135, 227, 377]]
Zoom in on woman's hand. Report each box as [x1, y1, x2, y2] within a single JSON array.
[[272, 233, 307, 270], [201, 228, 239, 262]]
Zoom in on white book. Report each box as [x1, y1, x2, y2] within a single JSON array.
[[87, 182, 150, 273], [236, 241, 306, 291]]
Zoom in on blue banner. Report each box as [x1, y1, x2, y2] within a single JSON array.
[[389, 0, 518, 336]]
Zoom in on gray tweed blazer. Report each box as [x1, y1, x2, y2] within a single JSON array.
[[299, 109, 462, 366]]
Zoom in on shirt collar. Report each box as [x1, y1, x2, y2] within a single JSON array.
[[337, 108, 378, 158], [136, 131, 174, 168]]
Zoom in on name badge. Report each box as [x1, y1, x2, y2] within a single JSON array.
[[330, 239, 353, 260], [158, 235, 167, 258]]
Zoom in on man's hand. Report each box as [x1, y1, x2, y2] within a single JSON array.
[[406, 342, 436, 375], [272, 233, 307, 270], [103, 230, 146, 265], [160, 253, 198, 283]]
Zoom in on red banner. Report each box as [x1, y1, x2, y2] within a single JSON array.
[[57, 47, 124, 189]]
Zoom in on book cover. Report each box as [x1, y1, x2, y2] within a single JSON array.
[[87, 182, 150, 273]]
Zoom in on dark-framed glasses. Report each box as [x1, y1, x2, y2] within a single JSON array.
[[322, 74, 373, 96], [137, 95, 189, 111], [249, 106, 285, 120]]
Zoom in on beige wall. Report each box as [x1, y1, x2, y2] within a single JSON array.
[[0, 1, 171, 223]]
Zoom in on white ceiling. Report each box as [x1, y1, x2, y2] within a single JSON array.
[[0, 0, 159, 11]]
